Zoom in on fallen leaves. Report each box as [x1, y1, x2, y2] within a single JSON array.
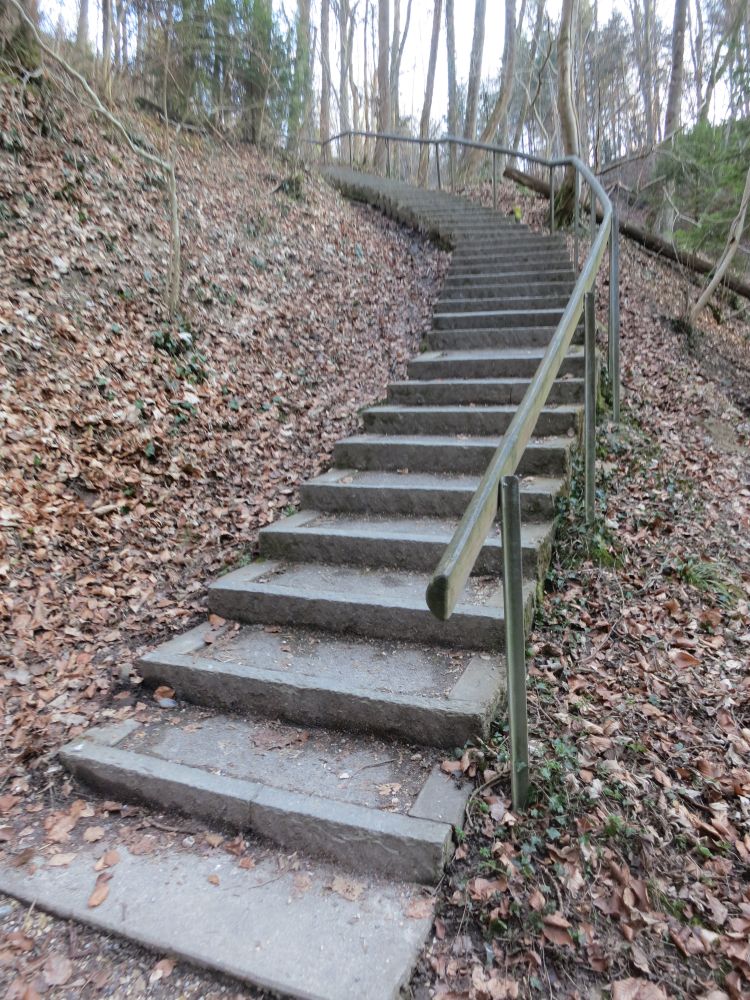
[[87, 872, 112, 908], [420, 180, 750, 1000], [328, 875, 364, 902], [42, 953, 73, 987]]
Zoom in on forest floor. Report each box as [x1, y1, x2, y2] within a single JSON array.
[[2, 79, 750, 1000]]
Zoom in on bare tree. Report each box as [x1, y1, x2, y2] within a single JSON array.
[[445, 0, 458, 179], [556, 0, 579, 219], [76, 0, 89, 52], [373, 0, 390, 171], [288, 0, 312, 152], [339, 0, 351, 136], [463, 0, 487, 145], [511, 0, 546, 153], [417, 0, 442, 186], [691, 160, 750, 322], [102, 0, 113, 95], [664, 0, 687, 136], [461, 0, 517, 178], [320, 0, 331, 160], [389, 0, 412, 130]]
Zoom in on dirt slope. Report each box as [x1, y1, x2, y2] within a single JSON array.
[[0, 81, 448, 767]]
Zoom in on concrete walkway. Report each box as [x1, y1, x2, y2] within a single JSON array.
[[0, 168, 582, 999]]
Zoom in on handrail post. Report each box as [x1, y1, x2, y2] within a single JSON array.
[[450, 140, 455, 192], [386, 138, 391, 178], [492, 151, 498, 211], [584, 291, 596, 526], [549, 166, 555, 233], [573, 169, 581, 273], [435, 142, 442, 191], [348, 132, 353, 168], [609, 206, 620, 426], [500, 475, 529, 812], [590, 187, 596, 245]]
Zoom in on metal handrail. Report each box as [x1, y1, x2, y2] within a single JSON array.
[[425, 151, 612, 621], [312, 129, 620, 808], [316, 129, 614, 618]]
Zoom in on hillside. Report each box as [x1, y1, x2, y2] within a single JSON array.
[[0, 80, 447, 766]]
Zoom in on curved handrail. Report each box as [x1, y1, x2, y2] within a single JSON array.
[[312, 129, 616, 620]]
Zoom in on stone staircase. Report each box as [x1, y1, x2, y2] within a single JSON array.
[[3, 168, 584, 999]]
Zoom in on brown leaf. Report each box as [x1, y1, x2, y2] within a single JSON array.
[[83, 825, 105, 843], [43, 953, 73, 987], [405, 895, 433, 919], [154, 685, 175, 701], [47, 852, 77, 867], [329, 875, 364, 901], [611, 978, 668, 1000], [88, 872, 112, 908], [528, 888, 545, 911], [208, 873, 220, 886], [95, 849, 121, 871], [668, 649, 700, 668], [149, 958, 175, 983]]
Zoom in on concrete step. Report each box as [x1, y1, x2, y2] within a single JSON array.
[[450, 248, 571, 268], [444, 263, 576, 281], [448, 260, 572, 280], [362, 402, 579, 437], [435, 293, 572, 312], [433, 307, 567, 330], [388, 375, 584, 406], [301, 468, 565, 521], [425, 325, 583, 350], [0, 837, 436, 1000], [452, 235, 565, 252], [137, 621, 504, 748], [440, 280, 575, 299], [60, 711, 463, 883], [333, 432, 574, 476], [408, 346, 585, 379], [208, 559, 536, 650], [260, 510, 554, 576]]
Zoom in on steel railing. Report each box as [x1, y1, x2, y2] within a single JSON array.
[[313, 130, 620, 809]]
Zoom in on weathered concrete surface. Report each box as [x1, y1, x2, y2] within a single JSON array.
[[139, 623, 504, 748], [301, 467, 564, 520], [61, 737, 453, 883], [207, 559, 537, 650], [0, 846, 434, 1000]]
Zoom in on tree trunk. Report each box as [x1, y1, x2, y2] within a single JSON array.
[[388, 0, 411, 131], [118, 0, 127, 68], [320, 0, 331, 160], [417, 0, 442, 186], [76, 0, 88, 51], [445, 0, 458, 180], [363, 0, 370, 150], [511, 0, 545, 154], [556, 0, 579, 220], [461, 0, 516, 179], [691, 160, 750, 322], [288, 0, 312, 152], [462, 0, 486, 146], [664, 0, 687, 137], [339, 0, 350, 137], [102, 0, 112, 95], [373, 0, 390, 172]]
